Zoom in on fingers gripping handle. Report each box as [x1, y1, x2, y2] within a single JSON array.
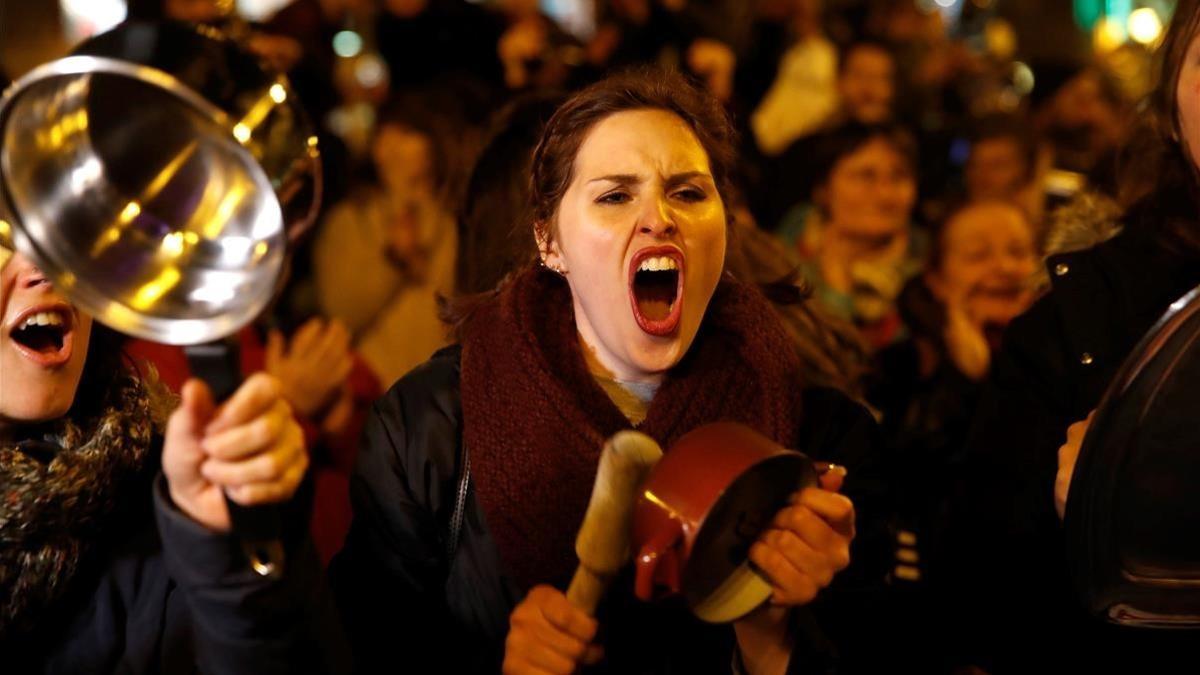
[[567, 431, 664, 614], [184, 340, 285, 580]]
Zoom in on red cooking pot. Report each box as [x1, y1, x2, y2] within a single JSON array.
[[632, 422, 817, 623]]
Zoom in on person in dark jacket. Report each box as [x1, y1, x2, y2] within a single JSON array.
[[0, 247, 346, 673], [953, 2, 1200, 671], [866, 200, 1038, 672], [331, 68, 885, 674]]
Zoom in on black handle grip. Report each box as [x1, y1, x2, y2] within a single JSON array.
[[184, 339, 285, 580]]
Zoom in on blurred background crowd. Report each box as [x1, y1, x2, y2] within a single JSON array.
[[0, 0, 1180, 672]]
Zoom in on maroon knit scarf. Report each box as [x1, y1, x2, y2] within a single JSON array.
[[460, 266, 807, 590]]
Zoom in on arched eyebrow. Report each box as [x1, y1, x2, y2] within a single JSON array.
[[586, 171, 712, 186]]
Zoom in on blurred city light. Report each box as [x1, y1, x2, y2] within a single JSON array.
[[237, 0, 293, 21], [1128, 7, 1164, 45], [355, 54, 388, 89], [1013, 62, 1036, 96], [1094, 16, 1128, 52], [333, 30, 365, 59]]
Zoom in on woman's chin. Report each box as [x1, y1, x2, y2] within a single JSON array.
[[0, 398, 72, 425], [624, 325, 701, 376], [0, 370, 77, 423]]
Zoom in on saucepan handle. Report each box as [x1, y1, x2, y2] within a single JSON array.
[[185, 340, 285, 580], [635, 520, 685, 601]]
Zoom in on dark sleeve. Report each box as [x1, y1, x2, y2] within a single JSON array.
[[797, 387, 892, 591], [153, 477, 349, 674], [788, 388, 891, 675], [946, 299, 1077, 670], [328, 354, 471, 673]]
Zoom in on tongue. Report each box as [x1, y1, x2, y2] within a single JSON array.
[[634, 272, 677, 321], [637, 296, 672, 321]]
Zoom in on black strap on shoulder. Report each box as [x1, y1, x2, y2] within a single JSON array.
[[446, 440, 471, 561]]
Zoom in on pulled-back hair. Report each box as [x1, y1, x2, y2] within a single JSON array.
[[529, 66, 739, 245]]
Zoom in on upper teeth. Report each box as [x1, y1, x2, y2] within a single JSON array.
[[19, 312, 64, 330], [638, 256, 679, 272]]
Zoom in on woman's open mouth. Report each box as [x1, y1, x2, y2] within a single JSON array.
[[7, 305, 74, 367], [629, 247, 685, 337]]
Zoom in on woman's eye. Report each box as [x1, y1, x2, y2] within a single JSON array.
[[597, 191, 631, 205], [673, 187, 707, 202]]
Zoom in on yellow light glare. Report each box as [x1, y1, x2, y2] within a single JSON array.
[[233, 123, 252, 144], [1094, 17, 1127, 52], [269, 83, 288, 104], [184, 231, 200, 245], [119, 201, 142, 223], [254, 241, 269, 259], [131, 267, 181, 311], [1129, 8, 1163, 45], [161, 231, 186, 257]]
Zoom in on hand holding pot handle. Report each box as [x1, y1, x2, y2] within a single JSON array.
[[748, 465, 855, 607], [735, 466, 854, 675]]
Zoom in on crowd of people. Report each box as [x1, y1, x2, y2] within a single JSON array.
[[1, 0, 1195, 673]]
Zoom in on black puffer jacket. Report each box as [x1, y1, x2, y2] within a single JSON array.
[[3, 458, 347, 674], [330, 346, 892, 674], [953, 220, 1200, 673]]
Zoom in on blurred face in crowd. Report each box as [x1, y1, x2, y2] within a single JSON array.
[[838, 45, 895, 124], [966, 136, 1030, 202], [1050, 71, 1116, 133], [927, 202, 1037, 326], [541, 109, 727, 383], [819, 137, 916, 245], [373, 122, 435, 198], [0, 252, 93, 433], [164, 0, 225, 23]]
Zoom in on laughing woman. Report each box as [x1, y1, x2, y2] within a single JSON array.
[[332, 69, 882, 674], [0, 249, 344, 672]]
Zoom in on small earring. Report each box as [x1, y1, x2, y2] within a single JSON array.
[[540, 258, 567, 276]]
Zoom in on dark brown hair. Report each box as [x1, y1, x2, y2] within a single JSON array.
[[528, 66, 739, 245], [808, 121, 918, 215], [455, 92, 564, 296], [1118, 0, 1200, 247]]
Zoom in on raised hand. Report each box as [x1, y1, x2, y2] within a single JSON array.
[[163, 374, 307, 531]]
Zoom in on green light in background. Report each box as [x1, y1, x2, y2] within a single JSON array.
[[1075, 0, 1104, 30], [1107, 0, 1133, 22]]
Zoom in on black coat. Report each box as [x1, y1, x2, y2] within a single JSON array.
[[4, 459, 347, 674], [954, 222, 1200, 673], [330, 346, 893, 674]]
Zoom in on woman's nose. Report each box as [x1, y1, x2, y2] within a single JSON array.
[[638, 198, 677, 238], [14, 260, 50, 290]]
